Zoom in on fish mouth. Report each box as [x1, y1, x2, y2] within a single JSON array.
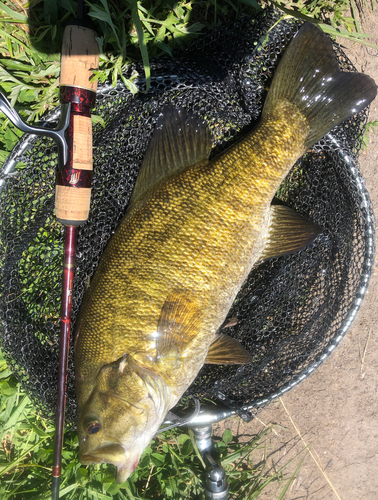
[[115, 459, 139, 484], [80, 444, 139, 484], [80, 443, 126, 466]]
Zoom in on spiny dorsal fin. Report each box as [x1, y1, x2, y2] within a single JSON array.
[[129, 107, 212, 208], [259, 204, 322, 262], [205, 334, 252, 365], [263, 22, 377, 149], [156, 290, 203, 358]]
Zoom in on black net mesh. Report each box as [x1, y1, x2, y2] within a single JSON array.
[[0, 9, 375, 426]]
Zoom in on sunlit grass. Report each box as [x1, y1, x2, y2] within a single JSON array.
[[0, 0, 376, 160]]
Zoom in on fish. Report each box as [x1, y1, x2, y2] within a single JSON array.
[[74, 22, 377, 483]]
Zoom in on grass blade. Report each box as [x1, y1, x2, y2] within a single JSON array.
[[0, 436, 49, 475], [277, 452, 308, 500], [221, 427, 271, 466], [271, 1, 378, 49], [131, 2, 150, 92], [0, 1, 28, 22], [350, 0, 362, 33], [1, 395, 29, 433]]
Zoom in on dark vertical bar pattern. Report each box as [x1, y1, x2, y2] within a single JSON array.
[[52, 225, 77, 495]]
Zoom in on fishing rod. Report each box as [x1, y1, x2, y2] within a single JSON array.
[[0, 5, 99, 488], [0, 2, 98, 493], [52, 3, 99, 498]]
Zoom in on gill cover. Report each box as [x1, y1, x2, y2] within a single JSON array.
[[77, 354, 170, 482]]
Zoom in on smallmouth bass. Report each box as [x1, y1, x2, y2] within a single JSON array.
[[74, 22, 377, 483]]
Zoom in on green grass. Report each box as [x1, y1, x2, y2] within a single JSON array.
[[0, 0, 376, 161], [265, 0, 378, 47], [0, 0, 376, 498], [362, 119, 378, 149]]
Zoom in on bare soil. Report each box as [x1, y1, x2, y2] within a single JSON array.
[[214, 10, 378, 500]]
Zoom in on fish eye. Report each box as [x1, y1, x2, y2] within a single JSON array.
[[86, 421, 101, 435]]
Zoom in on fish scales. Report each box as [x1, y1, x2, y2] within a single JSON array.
[[74, 22, 377, 483], [76, 102, 307, 380]]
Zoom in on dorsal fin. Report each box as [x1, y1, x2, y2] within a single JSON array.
[[129, 107, 212, 208], [259, 204, 322, 261]]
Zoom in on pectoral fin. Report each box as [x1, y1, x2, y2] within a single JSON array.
[[259, 204, 322, 261], [205, 334, 252, 365], [156, 290, 203, 358], [129, 107, 212, 208]]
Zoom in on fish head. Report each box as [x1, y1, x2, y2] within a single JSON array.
[[77, 354, 170, 483]]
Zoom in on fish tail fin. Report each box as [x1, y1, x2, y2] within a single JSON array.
[[262, 22, 377, 149]]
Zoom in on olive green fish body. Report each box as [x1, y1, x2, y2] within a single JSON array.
[[75, 102, 307, 398], [74, 23, 377, 483]]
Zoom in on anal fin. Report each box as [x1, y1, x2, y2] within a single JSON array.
[[259, 204, 322, 262], [205, 334, 252, 365]]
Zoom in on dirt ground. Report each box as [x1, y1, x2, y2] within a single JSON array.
[[213, 10, 378, 500]]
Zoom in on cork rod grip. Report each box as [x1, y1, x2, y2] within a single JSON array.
[[60, 25, 99, 91], [55, 114, 93, 224], [56, 23, 99, 226], [55, 185, 92, 225]]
